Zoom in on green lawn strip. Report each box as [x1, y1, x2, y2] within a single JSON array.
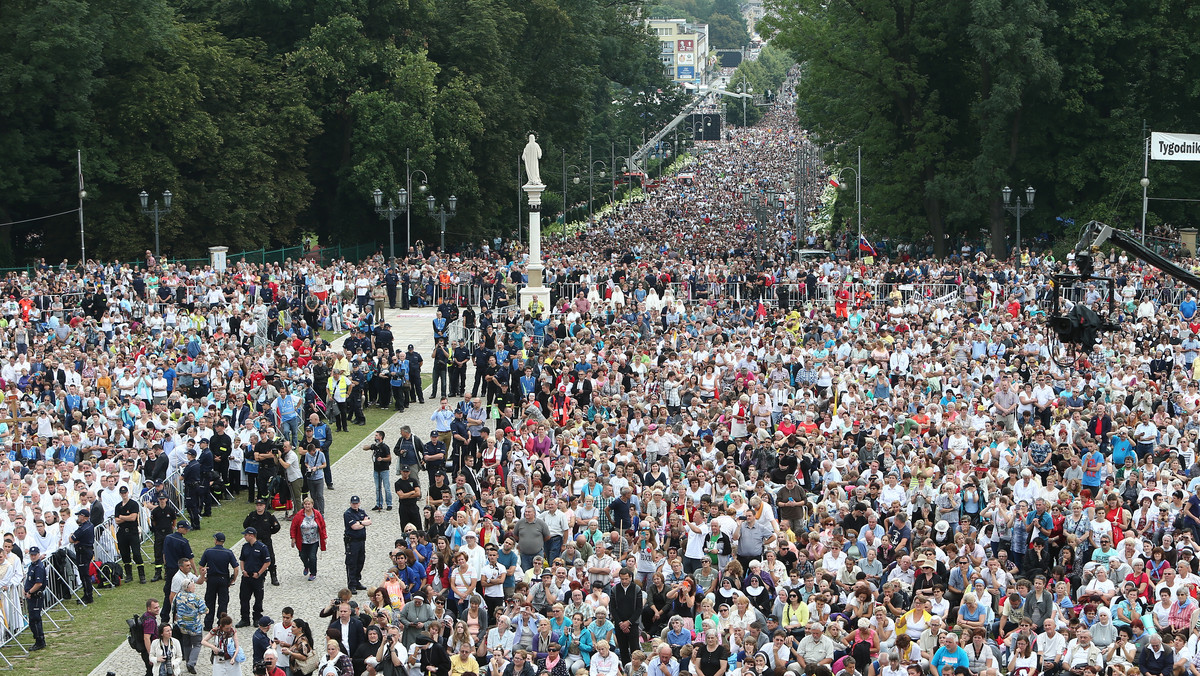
[[5, 405, 396, 674]]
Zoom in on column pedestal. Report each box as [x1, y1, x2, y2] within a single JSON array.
[[519, 182, 551, 318]]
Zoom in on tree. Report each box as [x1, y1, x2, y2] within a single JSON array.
[[707, 13, 749, 49]]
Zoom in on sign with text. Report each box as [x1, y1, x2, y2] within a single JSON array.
[[676, 52, 694, 65], [676, 66, 695, 80], [677, 39, 694, 52], [1151, 132, 1200, 161]]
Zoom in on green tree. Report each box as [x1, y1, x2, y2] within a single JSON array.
[[707, 13, 749, 49]]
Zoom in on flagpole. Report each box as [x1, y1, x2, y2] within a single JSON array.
[[77, 149, 86, 264]]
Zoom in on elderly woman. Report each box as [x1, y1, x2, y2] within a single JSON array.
[[589, 640, 621, 676], [691, 630, 729, 676]]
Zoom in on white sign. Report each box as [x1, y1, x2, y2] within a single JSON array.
[[1151, 132, 1200, 161], [676, 52, 694, 65]]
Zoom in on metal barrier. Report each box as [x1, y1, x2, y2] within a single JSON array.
[[0, 585, 28, 666]]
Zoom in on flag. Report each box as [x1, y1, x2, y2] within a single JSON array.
[[828, 176, 841, 188], [858, 235, 877, 256]]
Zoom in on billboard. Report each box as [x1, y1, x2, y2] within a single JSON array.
[[677, 66, 695, 80], [677, 39, 694, 52], [1151, 132, 1200, 161], [676, 52, 694, 65]]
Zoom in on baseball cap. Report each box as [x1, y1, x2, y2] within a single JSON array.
[[176, 519, 190, 529], [258, 616, 273, 626], [242, 527, 257, 535], [214, 533, 226, 542], [350, 496, 361, 504]]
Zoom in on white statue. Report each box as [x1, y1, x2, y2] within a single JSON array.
[[522, 133, 543, 186]]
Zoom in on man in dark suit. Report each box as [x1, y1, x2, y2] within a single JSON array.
[[328, 601, 366, 657], [609, 566, 643, 663]]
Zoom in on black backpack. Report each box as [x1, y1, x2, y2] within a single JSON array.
[[127, 614, 147, 653]]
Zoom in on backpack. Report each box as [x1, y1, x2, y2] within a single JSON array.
[[127, 613, 147, 653], [95, 560, 124, 588]]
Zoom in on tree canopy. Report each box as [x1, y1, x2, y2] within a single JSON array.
[[0, 0, 680, 262], [762, 0, 1200, 257]]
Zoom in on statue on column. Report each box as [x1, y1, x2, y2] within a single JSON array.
[[522, 133, 543, 186]]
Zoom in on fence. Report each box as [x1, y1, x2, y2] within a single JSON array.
[[0, 241, 380, 277], [0, 490, 166, 667]]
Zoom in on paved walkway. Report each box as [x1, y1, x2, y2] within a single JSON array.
[[90, 306, 443, 675]]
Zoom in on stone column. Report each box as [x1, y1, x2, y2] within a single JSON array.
[[519, 183, 550, 318]]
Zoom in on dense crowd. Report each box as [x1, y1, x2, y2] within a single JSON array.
[[6, 87, 1200, 676]]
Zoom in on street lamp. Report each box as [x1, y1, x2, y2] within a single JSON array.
[[372, 188, 406, 262], [736, 81, 752, 127], [588, 147, 607, 223], [401, 148, 429, 259], [138, 189, 173, 258], [1001, 184, 1035, 257], [837, 146, 864, 258], [427, 195, 458, 253]]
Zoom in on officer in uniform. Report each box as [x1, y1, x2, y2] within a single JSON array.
[[243, 499, 282, 586], [182, 448, 204, 529], [148, 491, 179, 582], [198, 437, 216, 516], [431, 338, 450, 400], [450, 339, 470, 398], [114, 485, 148, 584], [375, 322, 394, 356], [161, 520, 194, 623], [343, 496, 371, 593], [24, 546, 47, 650], [385, 268, 399, 309], [406, 345, 425, 404], [236, 527, 272, 628], [68, 508, 94, 604], [199, 532, 239, 630]]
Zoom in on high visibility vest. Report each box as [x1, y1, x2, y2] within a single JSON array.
[[329, 376, 349, 402], [278, 394, 298, 421]]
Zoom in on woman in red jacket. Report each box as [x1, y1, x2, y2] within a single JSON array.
[[290, 497, 327, 581]]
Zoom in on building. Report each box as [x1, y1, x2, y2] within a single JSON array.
[[647, 18, 709, 86]]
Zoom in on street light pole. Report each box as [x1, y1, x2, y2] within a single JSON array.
[[427, 195, 458, 253], [1001, 184, 1036, 258], [837, 146, 863, 257], [401, 148, 429, 260], [1141, 133, 1151, 244], [373, 188, 404, 261], [138, 189, 173, 258]]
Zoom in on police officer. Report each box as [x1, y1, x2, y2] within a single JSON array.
[[161, 520, 194, 623], [243, 499, 282, 586], [182, 448, 204, 529], [149, 490, 178, 583], [68, 508, 94, 604], [450, 339, 471, 397], [198, 437, 216, 516], [343, 496, 371, 593], [114, 485, 148, 584], [24, 546, 47, 650], [236, 527, 271, 628], [375, 322, 395, 356], [389, 355, 409, 412], [406, 345, 425, 404], [199, 532, 239, 630], [385, 268, 399, 309], [430, 338, 450, 400]]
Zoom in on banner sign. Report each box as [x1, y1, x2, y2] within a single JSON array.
[[1151, 132, 1200, 161], [677, 39, 694, 52], [677, 66, 695, 80]]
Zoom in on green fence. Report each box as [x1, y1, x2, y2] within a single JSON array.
[[0, 241, 379, 275]]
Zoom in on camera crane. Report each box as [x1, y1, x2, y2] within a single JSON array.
[[1047, 220, 1200, 368]]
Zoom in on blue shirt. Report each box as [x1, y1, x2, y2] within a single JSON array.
[[930, 646, 970, 676]]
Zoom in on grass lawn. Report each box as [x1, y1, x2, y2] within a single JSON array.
[[5, 405, 395, 675]]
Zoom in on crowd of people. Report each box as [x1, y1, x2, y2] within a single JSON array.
[[2, 77, 1200, 676]]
